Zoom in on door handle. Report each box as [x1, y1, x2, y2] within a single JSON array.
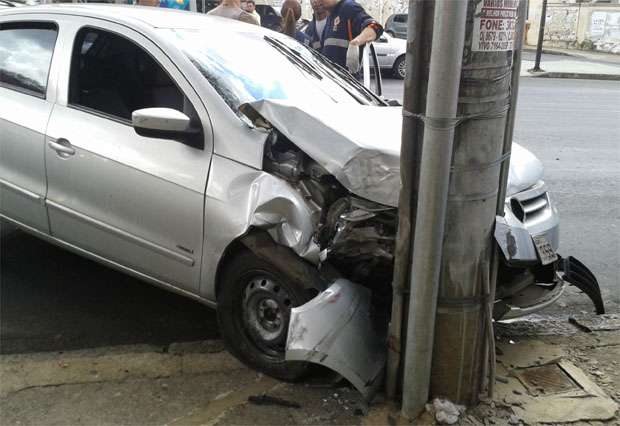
[[48, 139, 76, 157]]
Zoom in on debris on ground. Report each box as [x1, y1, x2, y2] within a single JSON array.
[[425, 398, 466, 425], [247, 394, 301, 408]]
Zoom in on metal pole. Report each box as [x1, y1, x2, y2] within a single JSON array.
[[429, 0, 520, 405], [386, 0, 432, 400], [531, 0, 547, 72], [401, 0, 468, 418]]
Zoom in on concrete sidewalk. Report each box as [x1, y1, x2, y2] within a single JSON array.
[[521, 46, 620, 80], [1, 314, 619, 425]]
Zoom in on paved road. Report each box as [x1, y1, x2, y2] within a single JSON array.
[[1, 77, 618, 354], [383, 77, 620, 312]]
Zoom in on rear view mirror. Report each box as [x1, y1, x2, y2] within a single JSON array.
[[132, 107, 191, 137], [132, 107, 203, 149]]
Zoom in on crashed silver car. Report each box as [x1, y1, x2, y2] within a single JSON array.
[[0, 5, 603, 396]]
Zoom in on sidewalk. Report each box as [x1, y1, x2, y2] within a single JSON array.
[[1, 314, 619, 425], [520, 46, 620, 80]]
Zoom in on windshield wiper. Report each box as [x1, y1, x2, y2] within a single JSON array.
[[308, 49, 386, 106], [264, 36, 323, 80]]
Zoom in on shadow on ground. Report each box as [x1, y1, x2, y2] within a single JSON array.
[[0, 226, 219, 355]]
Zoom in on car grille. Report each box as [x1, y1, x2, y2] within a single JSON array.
[[510, 192, 549, 224]]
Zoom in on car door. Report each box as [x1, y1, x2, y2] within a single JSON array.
[[374, 35, 392, 68], [0, 21, 58, 233], [44, 22, 213, 294]]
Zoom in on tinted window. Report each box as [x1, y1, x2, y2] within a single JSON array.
[[0, 22, 58, 96], [69, 28, 193, 122], [393, 14, 407, 23]]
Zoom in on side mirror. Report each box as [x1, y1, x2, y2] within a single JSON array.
[[132, 107, 192, 138], [132, 107, 203, 149]]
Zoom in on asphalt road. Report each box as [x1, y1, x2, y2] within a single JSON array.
[[1, 77, 618, 354]]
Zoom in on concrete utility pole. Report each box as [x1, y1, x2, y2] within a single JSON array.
[[531, 0, 547, 72], [430, 0, 525, 405], [399, 0, 526, 415], [400, 0, 468, 417]]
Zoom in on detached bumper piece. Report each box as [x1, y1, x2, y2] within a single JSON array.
[[560, 256, 605, 315], [286, 279, 385, 400]]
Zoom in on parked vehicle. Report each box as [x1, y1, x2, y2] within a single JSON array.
[[384, 13, 407, 39], [0, 5, 603, 397], [374, 32, 406, 78]]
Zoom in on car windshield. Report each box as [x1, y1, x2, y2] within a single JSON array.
[[160, 28, 384, 114]]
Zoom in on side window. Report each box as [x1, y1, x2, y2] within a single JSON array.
[[69, 28, 199, 129], [0, 22, 58, 97], [394, 15, 407, 24]]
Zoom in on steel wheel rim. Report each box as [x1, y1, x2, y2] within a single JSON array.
[[241, 275, 292, 357]]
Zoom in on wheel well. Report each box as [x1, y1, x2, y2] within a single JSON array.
[[214, 235, 248, 301], [214, 228, 327, 302]]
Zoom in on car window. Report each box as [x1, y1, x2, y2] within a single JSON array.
[[0, 22, 58, 97], [69, 27, 199, 126], [393, 14, 407, 23]]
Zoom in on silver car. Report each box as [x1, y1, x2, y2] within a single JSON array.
[[0, 5, 602, 396], [374, 32, 406, 79]]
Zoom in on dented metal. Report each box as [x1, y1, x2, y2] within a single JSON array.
[[286, 279, 386, 399]]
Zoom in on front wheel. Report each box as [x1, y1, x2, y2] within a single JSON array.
[[217, 250, 319, 380], [393, 55, 406, 79]]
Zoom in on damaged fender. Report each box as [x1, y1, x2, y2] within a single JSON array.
[[286, 279, 385, 399]]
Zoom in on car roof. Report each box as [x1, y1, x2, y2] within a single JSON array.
[[0, 4, 266, 32]]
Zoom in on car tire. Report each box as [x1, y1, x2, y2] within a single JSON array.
[[393, 55, 406, 79], [217, 249, 319, 381]]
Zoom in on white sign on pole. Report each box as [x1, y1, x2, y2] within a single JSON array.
[[472, 0, 519, 52], [590, 12, 607, 38]]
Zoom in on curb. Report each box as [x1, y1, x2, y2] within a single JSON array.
[[523, 46, 573, 57], [526, 71, 620, 81], [522, 46, 620, 63]]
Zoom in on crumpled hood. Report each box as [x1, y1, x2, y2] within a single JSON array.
[[249, 99, 543, 207]]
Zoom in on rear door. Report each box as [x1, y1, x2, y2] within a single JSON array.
[[44, 21, 213, 293], [0, 21, 58, 233]]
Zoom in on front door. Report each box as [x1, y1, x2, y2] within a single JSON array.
[[44, 23, 213, 293]]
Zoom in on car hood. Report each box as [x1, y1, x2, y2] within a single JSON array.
[[248, 99, 543, 207]]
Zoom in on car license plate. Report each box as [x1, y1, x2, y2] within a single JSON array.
[[533, 235, 558, 265]]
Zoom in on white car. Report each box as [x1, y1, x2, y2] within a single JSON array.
[[374, 32, 406, 79]]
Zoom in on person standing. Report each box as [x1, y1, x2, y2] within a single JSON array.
[[305, 0, 382, 69], [208, 0, 259, 25], [280, 0, 311, 46], [244, 0, 262, 25], [305, 0, 329, 50]]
